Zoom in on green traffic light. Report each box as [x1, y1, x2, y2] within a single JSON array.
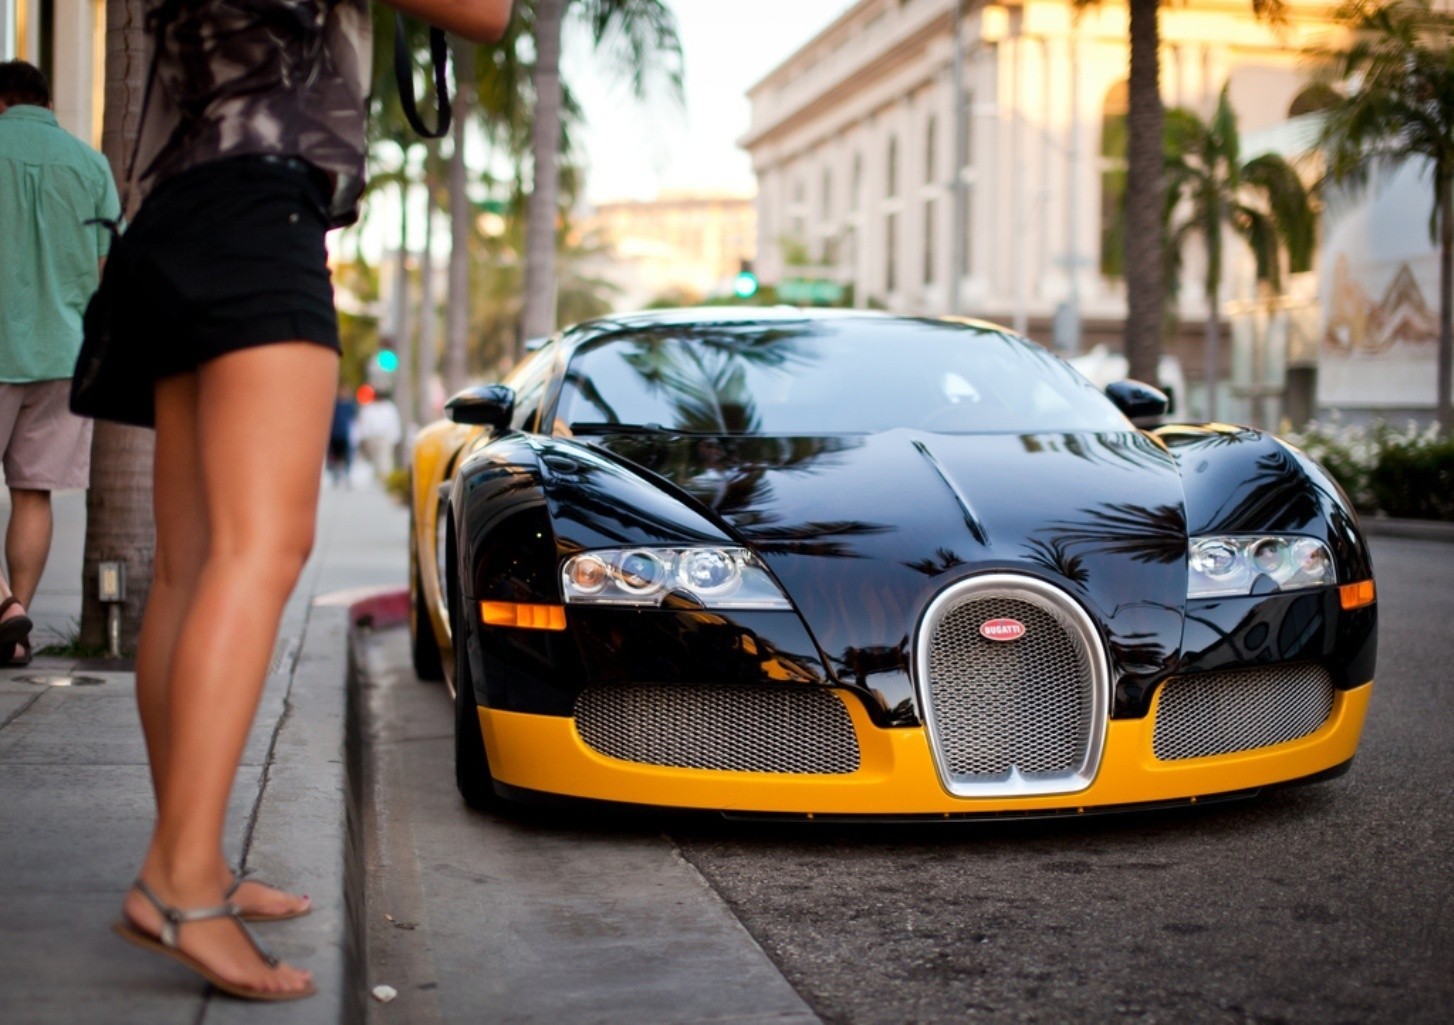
[[375, 350, 399, 373], [733, 271, 759, 299]]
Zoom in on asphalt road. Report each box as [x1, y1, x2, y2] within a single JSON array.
[[360, 534, 1453, 1024]]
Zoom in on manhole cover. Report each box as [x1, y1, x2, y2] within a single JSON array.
[[17, 674, 107, 688]]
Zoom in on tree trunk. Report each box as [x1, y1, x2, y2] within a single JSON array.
[[1438, 180, 1452, 437], [418, 163, 438, 421], [1123, 0, 1165, 385], [520, 0, 565, 356], [445, 41, 475, 397], [1204, 287, 1220, 422], [81, 0, 155, 655], [393, 182, 415, 460]]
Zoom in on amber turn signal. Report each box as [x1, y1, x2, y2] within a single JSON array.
[[1339, 580, 1376, 610], [479, 601, 567, 631]]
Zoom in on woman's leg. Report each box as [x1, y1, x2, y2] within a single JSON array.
[[133, 372, 309, 919], [125, 342, 336, 995]]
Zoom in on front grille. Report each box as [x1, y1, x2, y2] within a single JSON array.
[[918, 576, 1107, 797], [1153, 664, 1335, 761], [574, 684, 860, 774]]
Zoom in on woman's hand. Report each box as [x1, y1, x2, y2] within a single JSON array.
[[380, 0, 514, 44]]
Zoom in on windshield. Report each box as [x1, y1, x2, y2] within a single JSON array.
[[554, 318, 1129, 436]]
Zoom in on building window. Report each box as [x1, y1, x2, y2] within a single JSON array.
[[923, 198, 936, 285], [886, 135, 899, 198], [886, 212, 898, 293], [822, 167, 832, 220], [850, 153, 863, 211], [925, 115, 937, 185], [1099, 81, 1129, 278]]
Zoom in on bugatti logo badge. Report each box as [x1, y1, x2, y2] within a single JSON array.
[[980, 618, 1025, 642]]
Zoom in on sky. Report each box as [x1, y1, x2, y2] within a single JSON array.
[[566, 1, 858, 204]]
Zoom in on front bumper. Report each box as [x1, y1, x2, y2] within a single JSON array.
[[476, 680, 1371, 816]]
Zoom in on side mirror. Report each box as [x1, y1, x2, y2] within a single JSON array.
[[445, 384, 515, 429], [1105, 379, 1169, 423]]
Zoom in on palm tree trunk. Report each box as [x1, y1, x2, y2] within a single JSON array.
[[1204, 286, 1220, 422], [1123, 0, 1165, 385], [521, 0, 565, 356], [418, 165, 439, 420], [1438, 181, 1452, 437], [82, 0, 155, 654], [393, 182, 415, 459], [445, 42, 475, 397]]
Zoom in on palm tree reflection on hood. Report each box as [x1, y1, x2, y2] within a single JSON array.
[[617, 327, 815, 435]]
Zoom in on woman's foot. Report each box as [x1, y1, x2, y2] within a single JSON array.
[[120, 877, 313, 1000], [225, 873, 311, 922]]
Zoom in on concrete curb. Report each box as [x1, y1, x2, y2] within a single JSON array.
[[203, 586, 407, 1025]]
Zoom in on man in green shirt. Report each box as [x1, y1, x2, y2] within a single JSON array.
[[0, 60, 120, 665]]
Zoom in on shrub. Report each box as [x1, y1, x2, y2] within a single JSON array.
[[1367, 437, 1454, 520], [1284, 416, 1449, 520]]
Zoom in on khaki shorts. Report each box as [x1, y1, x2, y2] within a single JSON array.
[[0, 380, 93, 491]]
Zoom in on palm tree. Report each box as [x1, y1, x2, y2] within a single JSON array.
[[1074, 0, 1288, 387], [1310, 0, 1454, 435], [80, 0, 155, 654], [520, 0, 684, 355], [1164, 85, 1315, 421]]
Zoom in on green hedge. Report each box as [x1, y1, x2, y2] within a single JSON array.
[[1285, 418, 1453, 521], [1366, 438, 1454, 520]]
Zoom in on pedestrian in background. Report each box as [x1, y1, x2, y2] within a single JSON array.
[[0, 60, 119, 667], [76, 0, 513, 1003], [327, 383, 357, 486], [356, 391, 403, 481]]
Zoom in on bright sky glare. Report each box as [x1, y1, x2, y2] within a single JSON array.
[[567, 1, 857, 204]]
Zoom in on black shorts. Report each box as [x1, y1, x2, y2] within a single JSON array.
[[108, 155, 342, 382]]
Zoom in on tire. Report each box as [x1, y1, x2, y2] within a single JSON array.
[[453, 584, 500, 811], [409, 542, 445, 682]]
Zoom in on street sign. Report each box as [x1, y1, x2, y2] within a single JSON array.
[[777, 278, 845, 305]]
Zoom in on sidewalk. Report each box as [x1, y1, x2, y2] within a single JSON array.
[[0, 480, 408, 1025]]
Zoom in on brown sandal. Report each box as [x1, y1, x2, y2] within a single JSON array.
[[113, 879, 315, 1002]]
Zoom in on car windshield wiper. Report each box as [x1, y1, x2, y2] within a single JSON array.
[[568, 421, 725, 437]]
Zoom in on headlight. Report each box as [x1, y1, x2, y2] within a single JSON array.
[[561, 547, 792, 609], [1188, 535, 1335, 598]]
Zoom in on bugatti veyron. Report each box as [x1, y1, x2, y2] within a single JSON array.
[[407, 308, 1376, 817]]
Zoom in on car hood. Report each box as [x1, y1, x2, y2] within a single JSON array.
[[591, 429, 1190, 722]]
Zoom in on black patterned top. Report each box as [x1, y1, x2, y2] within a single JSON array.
[[131, 0, 371, 226]]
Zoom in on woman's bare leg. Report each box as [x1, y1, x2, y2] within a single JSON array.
[[133, 373, 309, 919], [124, 343, 336, 995]]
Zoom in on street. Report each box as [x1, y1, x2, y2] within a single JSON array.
[[356, 533, 1453, 1024]]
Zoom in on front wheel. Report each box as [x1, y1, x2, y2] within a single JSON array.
[[453, 589, 500, 811]]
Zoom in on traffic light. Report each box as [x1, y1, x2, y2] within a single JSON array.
[[368, 345, 399, 394], [733, 259, 758, 300]]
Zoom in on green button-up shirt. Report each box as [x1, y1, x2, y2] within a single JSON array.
[[0, 105, 120, 382]]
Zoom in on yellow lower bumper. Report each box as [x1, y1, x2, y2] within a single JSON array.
[[477, 682, 1371, 815]]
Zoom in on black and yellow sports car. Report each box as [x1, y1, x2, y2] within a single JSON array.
[[408, 308, 1376, 817]]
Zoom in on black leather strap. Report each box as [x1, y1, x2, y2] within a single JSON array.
[[394, 11, 452, 139]]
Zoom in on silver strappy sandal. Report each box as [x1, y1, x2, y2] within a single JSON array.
[[113, 878, 315, 1002], [225, 865, 312, 923]]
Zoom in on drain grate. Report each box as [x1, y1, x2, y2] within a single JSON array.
[[16, 674, 108, 688]]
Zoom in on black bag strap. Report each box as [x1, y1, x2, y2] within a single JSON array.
[[394, 11, 452, 139]]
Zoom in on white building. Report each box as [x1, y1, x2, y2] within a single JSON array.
[[742, 0, 1437, 426], [2, 0, 105, 145]]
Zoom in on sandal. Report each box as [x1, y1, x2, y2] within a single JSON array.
[[2, 636, 32, 668], [226, 866, 311, 923], [113, 878, 315, 1002], [0, 596, 32, 654]]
